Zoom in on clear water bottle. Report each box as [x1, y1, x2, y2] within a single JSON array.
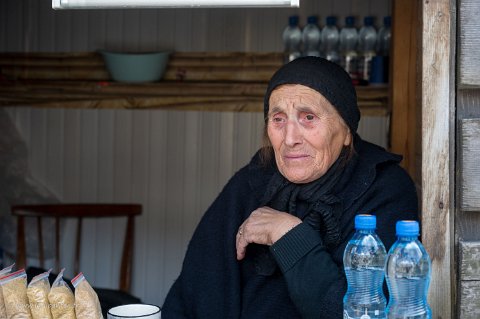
[[321, 16, 340, 64], [339, 16, 359, 80], [385, 220, 432, 319], [357, 16, 377, 82], [302, 15, 321, 57], [343, 214, 387, 319], [376, 16, 392, 57], [282, 15, 302, 63]]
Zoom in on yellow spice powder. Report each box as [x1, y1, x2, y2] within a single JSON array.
[[27, 277, 53, 319], [75, 279, 103, 319], [48, 285, 76, 319], [2, 275, 32, 319], [0, 287, 8, 318]]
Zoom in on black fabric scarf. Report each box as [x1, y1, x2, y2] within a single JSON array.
[[250, 148, 358, 276]]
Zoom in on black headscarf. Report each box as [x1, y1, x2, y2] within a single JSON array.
[[264, 56, 360, 134]]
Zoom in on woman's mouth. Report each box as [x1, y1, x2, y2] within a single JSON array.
[[284, 153, 310, 160]]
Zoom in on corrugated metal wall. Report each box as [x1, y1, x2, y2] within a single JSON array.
[[1, 0, 391, 306]]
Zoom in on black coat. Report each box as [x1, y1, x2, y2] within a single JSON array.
[[162, 137, 418, 319]]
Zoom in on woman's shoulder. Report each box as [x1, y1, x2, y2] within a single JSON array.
[[356, 138, 414, 186], [341, 136, 416, 203]]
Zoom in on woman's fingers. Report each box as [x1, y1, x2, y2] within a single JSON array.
[[236, 206, 301, 261]]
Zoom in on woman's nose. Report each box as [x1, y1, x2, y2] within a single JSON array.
[[284, 119, 302, 147]]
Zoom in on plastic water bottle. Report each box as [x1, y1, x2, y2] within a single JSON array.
[[357, 16, 377, 82], [321, 16, 340, 64], [343, 214, 387, 319], [376, 16, 392, 57], [385, 220, 432, 319], [339, 16, 359, 80], [282, 15, 302, 63], [302, 15, 321, 57]]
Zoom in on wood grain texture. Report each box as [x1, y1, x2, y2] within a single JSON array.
[[459, 241, 480, 281], [421, 0, 454, 317], [459, 119, 480, 211], [458, 0, 480, 87], [0, 52, 390, 115], [390, 0, 418, 181], [459, 281, 480, 319]]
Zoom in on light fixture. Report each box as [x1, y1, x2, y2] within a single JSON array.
[[52, 0, 299, 9]]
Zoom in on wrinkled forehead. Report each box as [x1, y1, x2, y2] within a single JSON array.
[[268, 84, 338, 114]]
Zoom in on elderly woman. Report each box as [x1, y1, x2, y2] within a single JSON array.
[[162, 57, 418, 318]]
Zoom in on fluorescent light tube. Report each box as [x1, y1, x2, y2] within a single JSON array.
[[52, 0, 300, 9]]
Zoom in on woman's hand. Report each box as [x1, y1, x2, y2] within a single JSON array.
[[236, 206, 301, 260]]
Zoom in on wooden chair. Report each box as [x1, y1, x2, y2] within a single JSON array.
[[12, 203, 142, 314]]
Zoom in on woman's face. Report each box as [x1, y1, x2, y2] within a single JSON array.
[[267, 84, 352, 184]]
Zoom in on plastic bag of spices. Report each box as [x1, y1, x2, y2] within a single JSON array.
[[27, 269, 53, 319], [48, 268, 76, 319], [0, 268, 33, 318], [0, 263, 15, 318], [72, 272, 103, 319]]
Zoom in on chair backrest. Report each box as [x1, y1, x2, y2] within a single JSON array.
[[11, 203, 142, 292]]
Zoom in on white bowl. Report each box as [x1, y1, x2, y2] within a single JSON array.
[[107, 304, 161, 318], [100, 51, 170, 83]]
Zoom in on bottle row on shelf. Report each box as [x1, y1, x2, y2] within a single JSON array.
[[283, 15, 391, 85]]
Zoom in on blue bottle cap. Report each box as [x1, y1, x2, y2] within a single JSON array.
[[364, 16, 374, 26], [384, 16, 391, 27], [307, 16, 318, 24], [345, 16, 355, 27], [326, 16, 337, 26], [355, 214, 376, 230], [289, 15, 299, 26], [396, 220, 420, 236]]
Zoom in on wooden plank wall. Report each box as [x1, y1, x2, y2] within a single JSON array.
[[457, 0, 480, 317], [457, 91, 480, 318], [459, 241, 480, 318], [0, 0, 392, 306]]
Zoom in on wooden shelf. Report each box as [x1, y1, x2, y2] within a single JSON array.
[[0, 52, 389, 115]]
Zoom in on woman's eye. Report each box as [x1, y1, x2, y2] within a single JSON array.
[[303, 113, 316, 121], [271, 115, 286, 123]]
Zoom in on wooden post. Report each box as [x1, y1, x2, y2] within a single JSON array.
[[390, 0, 419, 182], [421, 0, 454, 318]]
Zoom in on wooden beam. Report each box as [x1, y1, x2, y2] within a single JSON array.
[[391, 0, 419, 180], [421, 0, 454, 318], [0, 78, 389, 115]]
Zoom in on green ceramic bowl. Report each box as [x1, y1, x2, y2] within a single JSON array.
[[100, 51, 170, 83]]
